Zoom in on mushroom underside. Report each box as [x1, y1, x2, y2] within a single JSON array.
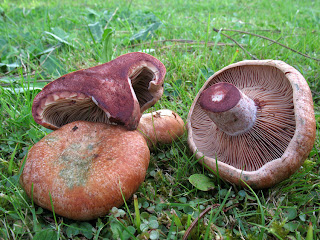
[[190, 65, 296, 171], [39, 66, 157, 128], [41, 95, 111, 128], [130, 66, 156, 110]]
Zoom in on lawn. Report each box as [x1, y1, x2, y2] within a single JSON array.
[[0, 0, 319, 239]]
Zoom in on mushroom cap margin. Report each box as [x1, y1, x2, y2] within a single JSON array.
[[187, 60, 316, 189]]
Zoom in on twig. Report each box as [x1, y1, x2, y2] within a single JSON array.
[[223, 203, 240, 212], [104, 7, 118, 29], [246, 29, 282, 33], [39, 48, 55, 67], [213, 28, 258, 60], [217, 28, 320, 61], [128, 39, 243, 48], [182, 204, 220, 240], [268, 36, 283, 46], [157, 42, 241, 51]]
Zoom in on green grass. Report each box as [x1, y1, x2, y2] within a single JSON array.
[[1, 0, 320, 239]]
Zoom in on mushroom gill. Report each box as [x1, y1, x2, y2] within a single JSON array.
[[130, 66, 156, 111], [41, 93, 111, 128], [190, 65, 296, 171]]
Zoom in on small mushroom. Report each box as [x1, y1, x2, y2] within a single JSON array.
[[187, 60, 316, 189], [138, 109, 185, 147], [20, 121, 150, 220], [32, 52, 166, 130]]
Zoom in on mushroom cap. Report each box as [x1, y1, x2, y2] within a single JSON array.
[[138, 109, 185, 147], [187, 60, 316, 189], [32, 52, 166, 130], [20, 121, 150, 220]]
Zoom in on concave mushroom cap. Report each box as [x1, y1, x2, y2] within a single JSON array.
[[32, 52, 166, 130], [187, 60, 316, 189], [20, 121, 150, 220], [138, 109, 185, 147]]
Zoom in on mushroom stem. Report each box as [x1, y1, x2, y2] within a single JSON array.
[[199, 82, 257, 136]]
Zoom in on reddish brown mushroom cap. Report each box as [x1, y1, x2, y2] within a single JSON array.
[[187, 60, 316, 189], [138, 109, 185, 147], [20, 121, 150, 220], [32, 52, 166, 130]]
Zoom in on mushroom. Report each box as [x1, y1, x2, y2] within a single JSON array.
[[138, 109, 185, 147], [32, 52, 166, 130], [20, 121, 150, 220], [187, 60, 316, 189]]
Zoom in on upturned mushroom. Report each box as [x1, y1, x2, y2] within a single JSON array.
[[138, 109, 185, 147], [187, 60, 316, 189], [20, 121, 150, 220], [32, 52, 166, 130]]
